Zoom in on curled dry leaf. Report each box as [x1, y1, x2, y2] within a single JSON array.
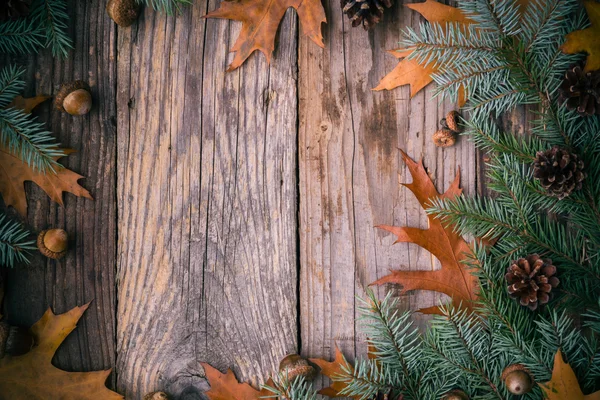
[[0, 304, 122, 399], [204, 0, 325, 71], [371, 150, 477, 314]]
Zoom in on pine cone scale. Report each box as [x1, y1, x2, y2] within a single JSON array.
[[533, 146, 586, 199], [506, 254, 559, 311]]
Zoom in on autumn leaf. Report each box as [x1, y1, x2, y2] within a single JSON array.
[[539, 350, 600, 400], [204, 0, 325, 71], [7, 95, 51, 114], [310, 346, 360, 399], [561, 1, 600, 72], [0, 303, 122, 399], [374, 0, 472, 106], [371, 150, 476, 315], [201, 362, 275, 399]]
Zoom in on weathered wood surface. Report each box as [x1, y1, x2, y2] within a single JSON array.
[[115, 2, 299, 398], [2, 0, 118, 387]]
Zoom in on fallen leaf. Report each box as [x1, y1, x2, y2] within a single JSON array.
[[0, 148, 93, 216], [7, 95, 51, 114], [201, 362, 274, 399], [374, 0, 472, 106], [539, 350, 600, 400], [310, 346, 360, 399], [371, 150, 476, 314], [561, 1, 600, 72], [204, 0, 325, 71], [0, 303, 122, 399]]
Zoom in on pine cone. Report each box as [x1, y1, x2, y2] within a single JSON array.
[[558, 64, 600, 116], [0, 0, 32, 21], [341, 0, 393, 30], [506, 254, 559, 311], [533, 146, 585, 199]]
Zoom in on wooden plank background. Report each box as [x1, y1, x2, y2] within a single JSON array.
[[0, 0, 490, 399]]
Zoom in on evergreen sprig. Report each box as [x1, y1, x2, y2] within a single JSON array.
[[0, 0, 72, 57], [137, 0, 193, 15], [0, 214, 35, 267], [262, 375, 319, 399]]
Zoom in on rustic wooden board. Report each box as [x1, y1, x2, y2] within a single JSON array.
[[298, 0, 478, 377], [2, 0, 118, 387], [115, 3, 299, 397]]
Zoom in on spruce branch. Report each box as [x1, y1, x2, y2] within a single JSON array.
[[0, 213, 35, 267], [137, 0, 193, 15], [262, 376, 318, 400]]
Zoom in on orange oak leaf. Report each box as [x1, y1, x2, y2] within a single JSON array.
[[204, 0, 325, 71], [201, 362, 275, 399], [310, 346, 360, 399], [561, 1, 600, 72], [374, 0, 472, 106], [539, 350, 600, 400], [371, 150, 477, 315], [0, 148, 93, 216], [0, 303, 122, 399]]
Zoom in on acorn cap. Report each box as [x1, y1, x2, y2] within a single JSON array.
[[443, 389, 469, 400], [433, 128, 457, 147], [55, 81, 92, 115], [442, 110, 463, 133], [37, 229, 68, 259], [106, 0, 141, 27], [143, 392, 169, 400], [501, 364, 533, 395], [279, 354, 317, 382]]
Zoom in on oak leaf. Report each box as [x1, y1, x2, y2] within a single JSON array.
[[371, 150, 476, 314], [374, 0, 472, 106], [310, 346, 360, 399], [201, 362, 275, 399], [0, 303, 122, 399], [539, 350, 600, 400], [7, 95, 51, 114], [561, 1, 600, 72], [204, 0, 325, 71]]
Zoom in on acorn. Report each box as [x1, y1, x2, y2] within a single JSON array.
[[501, 364, 533, 395], [278, 354, 316, 382], [37, 229, 68, 260], [433, 128, 457, 147], [442, 389, 469, 400], [106, 0, 141, 27], [441, 110, 463, 133], [143, 392, 169, 400], [55, 81, 92, 116]]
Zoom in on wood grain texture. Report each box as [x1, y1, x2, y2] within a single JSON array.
[[298, 0, 478, 377], [2, 0, 118, 387], [115, 3, 299, 398]]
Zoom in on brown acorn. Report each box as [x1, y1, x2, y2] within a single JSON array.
[[441, 110, 463, 133], [501, 364, 533, 395], [37, 229, 68, 260], [443, 389, 469, 400], [278, 354, 316, 382], [106, 0, 141, 27], [143, 392, 169, 400], [433, 128, 457, 147], [55, 81, 92, 116]]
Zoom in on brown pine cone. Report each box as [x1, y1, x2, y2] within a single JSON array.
[[533, 146, 586, 199], [506, 254, 559, 310], [558, 64, 600, 116], [0, 0, 32, 21], [341, 0, 393, 30]]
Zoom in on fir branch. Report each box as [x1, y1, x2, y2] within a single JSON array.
[[0, 17, 45, 54], [0, 213, 35, 267], [0, 65, 26, 108], [137, 0, 193, 15], [262, 376, 318, 400]]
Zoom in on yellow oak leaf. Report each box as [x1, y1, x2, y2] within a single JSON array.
[[0, 304, 122, 399], [561, 1, 600, 72], [539, 350, 600, 400]]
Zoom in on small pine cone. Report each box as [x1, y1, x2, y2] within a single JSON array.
[[341, 0, 393, 30], [558, 64, 600, 116], [533, 146, 586, 199], [0, 0, 32, 21], [506, 254, 559, 311]]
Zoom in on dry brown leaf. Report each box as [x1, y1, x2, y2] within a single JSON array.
[[310, 346, 360, 399], [374, 0, 472, 106], [7, 95, 51, 114], [201, 362, 275, 399], [561, 1, 600, 72], [539, 350, 600, 400], [371, 150, 476, 314], [0, 303, 122, 399], [204, 0, 325, 71]]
